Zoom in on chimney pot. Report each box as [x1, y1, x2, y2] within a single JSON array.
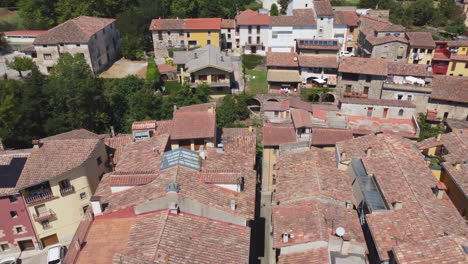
[[282, 233, 289, 243], [436, 132, 442, 142], [248, 126, 253, 133], [110, 126, 116, 137], [345, 201, 353, 209], [32, 140, 42, 149], [90, 196, 103, 216], [173, 103, 177, 112]]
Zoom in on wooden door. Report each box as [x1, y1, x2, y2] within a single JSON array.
[[41, 234, 59, 247], [367, 107, 373, 117], [18, 239, 35, 251], [383, 108, 389, 118]]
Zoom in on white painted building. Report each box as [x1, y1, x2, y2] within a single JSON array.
[[236, 10, 270, 55]]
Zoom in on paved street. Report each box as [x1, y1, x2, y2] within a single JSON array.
[[20, 250, 48, 264]]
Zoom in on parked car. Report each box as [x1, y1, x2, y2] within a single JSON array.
[[340, 51, 355, 57], [0, 257, 16, 264], [47, 244, 65, 264]]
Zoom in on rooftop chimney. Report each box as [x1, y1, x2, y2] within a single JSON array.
[[230, 200, 237, 211], [110, 126, 116, 137], [208, 105, 215, 113], [366, 147, 372, 157], [282, 233, 289, 243], [32, 140, 42, 149], [169, 202, 179, 214], [436, 132, 442, 142], [0, 138, 3, 151], [392, 201, 403, 210], [173, 103, 177, 113], [90, 196, 103, 216], [340, 236, 351, 255], [166, 182, 180, 194], [199, 146, 207, 160], [435, 182, 447, 199], [341, 152, 347, 160], [293, 57, 298, 62], [345, 201, 353, 209], [454, 163, 461, 170], [248, 126, 253, 133], [194, 52, 198, 59]]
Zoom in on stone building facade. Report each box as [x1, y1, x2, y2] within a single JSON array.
[[33, 16, 120, 74]]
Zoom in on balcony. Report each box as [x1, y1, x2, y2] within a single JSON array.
[[25, 190, 56, 205], [60, 185, 75, 196], [344, 93, 368, 98], [33, 208, 55, 222]]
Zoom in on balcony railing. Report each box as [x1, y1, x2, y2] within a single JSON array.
[[60, 185, 75, 196], [344, 93, 368, 98], [33, 208, 55, 222], [25, 190, 56, 205]]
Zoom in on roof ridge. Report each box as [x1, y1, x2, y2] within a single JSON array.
[[150, 210, 170, 261]]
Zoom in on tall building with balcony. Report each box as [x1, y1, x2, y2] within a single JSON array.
[[16, 129, 109, 247], [33, 16, 121, 75], [0, 149, 39, 255]]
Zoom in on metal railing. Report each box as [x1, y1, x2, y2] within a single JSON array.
[[25, 190, 55, 204], [60, 185, 75, 196], [33, 208, 55, 222]]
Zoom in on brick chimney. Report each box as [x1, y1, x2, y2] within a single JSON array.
[[435, 182, 447, 199], [32, 140, 42, 149]]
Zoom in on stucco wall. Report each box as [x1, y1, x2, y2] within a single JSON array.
[[371, 42, 408, 62], [407, 47, 434, 65], [427, 99, 468, 121], [239, 25, 269, 55], [336, 73, 385, 99], [447, 61, 468, 77], [0, 194, 38, 253], [339, 102, 415, 119], [381, 87, 431, 114]]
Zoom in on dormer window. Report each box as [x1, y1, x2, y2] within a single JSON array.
[[134, 130, 152, 141]]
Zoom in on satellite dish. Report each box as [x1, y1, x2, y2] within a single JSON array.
[[336, 227, 345, 237]]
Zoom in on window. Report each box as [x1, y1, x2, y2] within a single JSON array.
[[207, 30, 211, 36], [397, 56, 403, 59], [397, 94, 403, 100], [59, 43, 64, 47], [363, 87, 369, 95], [41, 220, 50, 229], [80, 192, 87, 200], [16, 227, 23, 234], [248, 26, 252, 34], [9, 195, 17, 203], [451, 62, 457, 71], [97, 157, 102, 166], [350, 26, 354, 33], [199, 75, 208, 81], [59, 179, 71, 189], [320, 17, 324, 21], [158, 31, 163, 40], [168, 40, 172, 47], [420, 48, 426, 53], [228, 29, 231, 33], [398, 109, 404, 116], [82, 205, 89, 214], [47, 67, 53, 73], [427, 49, 433, 53], [218, 74, 225, 80], [274, 111, 279, 117], [341, 73, 359, 81], [257, 36, 260, 44], [43, 53, 52, 60], [10, 211, 17, 218], [167, 31, 170, 35], [465, 63, 468, 69], [248, 36, 252, 43], [180, 40, 185, 46], [385, 33, 391, 36], [394, 33, 400, 37], [407, 95, 413, 101], [207, 39, 211, 45], [345, 85, 352, 93], [256, 26, 260, 34], [42, 45, 47, 47], [272, 32, 278, 38], [0, 244, 9, 251], [187, 32, 191, 38], [365, 75, 372, 82]]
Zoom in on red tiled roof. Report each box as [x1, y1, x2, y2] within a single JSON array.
[[393, 236, 468, 264], [266, 52, 299, 67], [131, 120, 157, 131], [17, 130, 103, 189], [3, 30, 46, 37], [289, 98, 313, 112], [149, 18, 221, 31], [262, 124, 297, 146], [177, 102, 216, 112], [311, 128, 353, 146], [336, 134, 468, 261], [185, 18, 222, 30], [157, 63, 176, 73], [406, 32, 435, 48], [278, 247, 329, 264], [387, 62, 432, 77], [447, 40, 468, 47], [347, 116, 418, 138], [199, 172, 243, 184], [377, 23, 405, 32], [235, 9, 269, 26], [340, 97, 416, 108], [451, 54, 468, 62], [270, 9, 316, 26], [339, 57, 388, 76], [264, 101, 290, 111], [298, 55, 338, 68], [221, 19, 235, 29], [334, 11, 359, 26], [366, 35, 408, 45], [430, 75, 468, 103], [313, 0, 334, 16], [104, 134, 133, 164], [34, 16, 115, 45], [291, 109, 313, 128], [108, 173, 158, 186], [171, 111, 216, 140]]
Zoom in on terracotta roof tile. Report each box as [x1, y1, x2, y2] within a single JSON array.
[[278, 247, 329, 264], [451, 54, 468, 62], [149, 18, 185, 31], [289, 98, 314, 112], [298, 55, 338, 68], [199, 172, 243, 184], [291, 109, 313, 128], [177, 102, 216, 112], [221, 19, 235, 29], [430, 75, 468, 103], [266, 52, 299, 67], [311, 128, 354, 146], [104, 134, 133, 164], [339, 57, 388, 76], [447, 40, 468, 47], [149, 18, 221, 31], [366, 35, 408, 45], [406, 32, 435, 48], [235, 10, 269, 26], [263, 124, 297, 146], [17, 130, 102, 189], [171, 111, 216, 140], [34, 16, 115, 45], [313, 0, 334, 16], [264, 101, 290, 111], [387, 62, 432, 77], [157, 63, 176, 73], [3, 30, 46, 37], [270, 9, 316, 26], [334, 11, 359, 26]]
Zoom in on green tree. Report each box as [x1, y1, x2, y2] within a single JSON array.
[[44, 53, 109, 135], [270, 3, 279, 16], [18, 0, 60, 29], [406, 0, 435, 26], [146, 57, 161, 90], [417, 113, 445, 142], [278, 0, 288, 15], [216, 93, 252, 127], [5, 56, 35, 77]]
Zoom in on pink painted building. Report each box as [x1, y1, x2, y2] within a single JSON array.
[[0, 149, 39, 255]]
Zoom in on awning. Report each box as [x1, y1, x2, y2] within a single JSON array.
[[314, 78, 326, 84], [267, 70, 302, 83]]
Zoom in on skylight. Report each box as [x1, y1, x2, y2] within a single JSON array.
[[299, 40, 338, 46], [351, 158, 388, 212], [160, 148, 201, 171]]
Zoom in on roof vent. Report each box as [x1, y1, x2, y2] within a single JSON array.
[[230, 200, 236, 211], [435, 182, 447, 199], [166, 182, 180, 193], [392, 201, 403, 210], [217, 143, 224, 153], [169, 202, 179, 214], [345, 201, 353, 209]]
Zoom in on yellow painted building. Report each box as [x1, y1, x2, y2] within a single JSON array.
[[446, 41, 468, 77], [406, 32, 436, 65], [187, 30, 220, 48], [18, 130, 109, 247], [407, 47, 434, 65]]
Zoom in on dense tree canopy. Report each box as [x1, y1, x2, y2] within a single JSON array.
[[5, 56, 35, 77], [216, 93, 252, 128]]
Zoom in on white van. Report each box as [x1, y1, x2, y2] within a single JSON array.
[[47, 244, 65, 264]]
